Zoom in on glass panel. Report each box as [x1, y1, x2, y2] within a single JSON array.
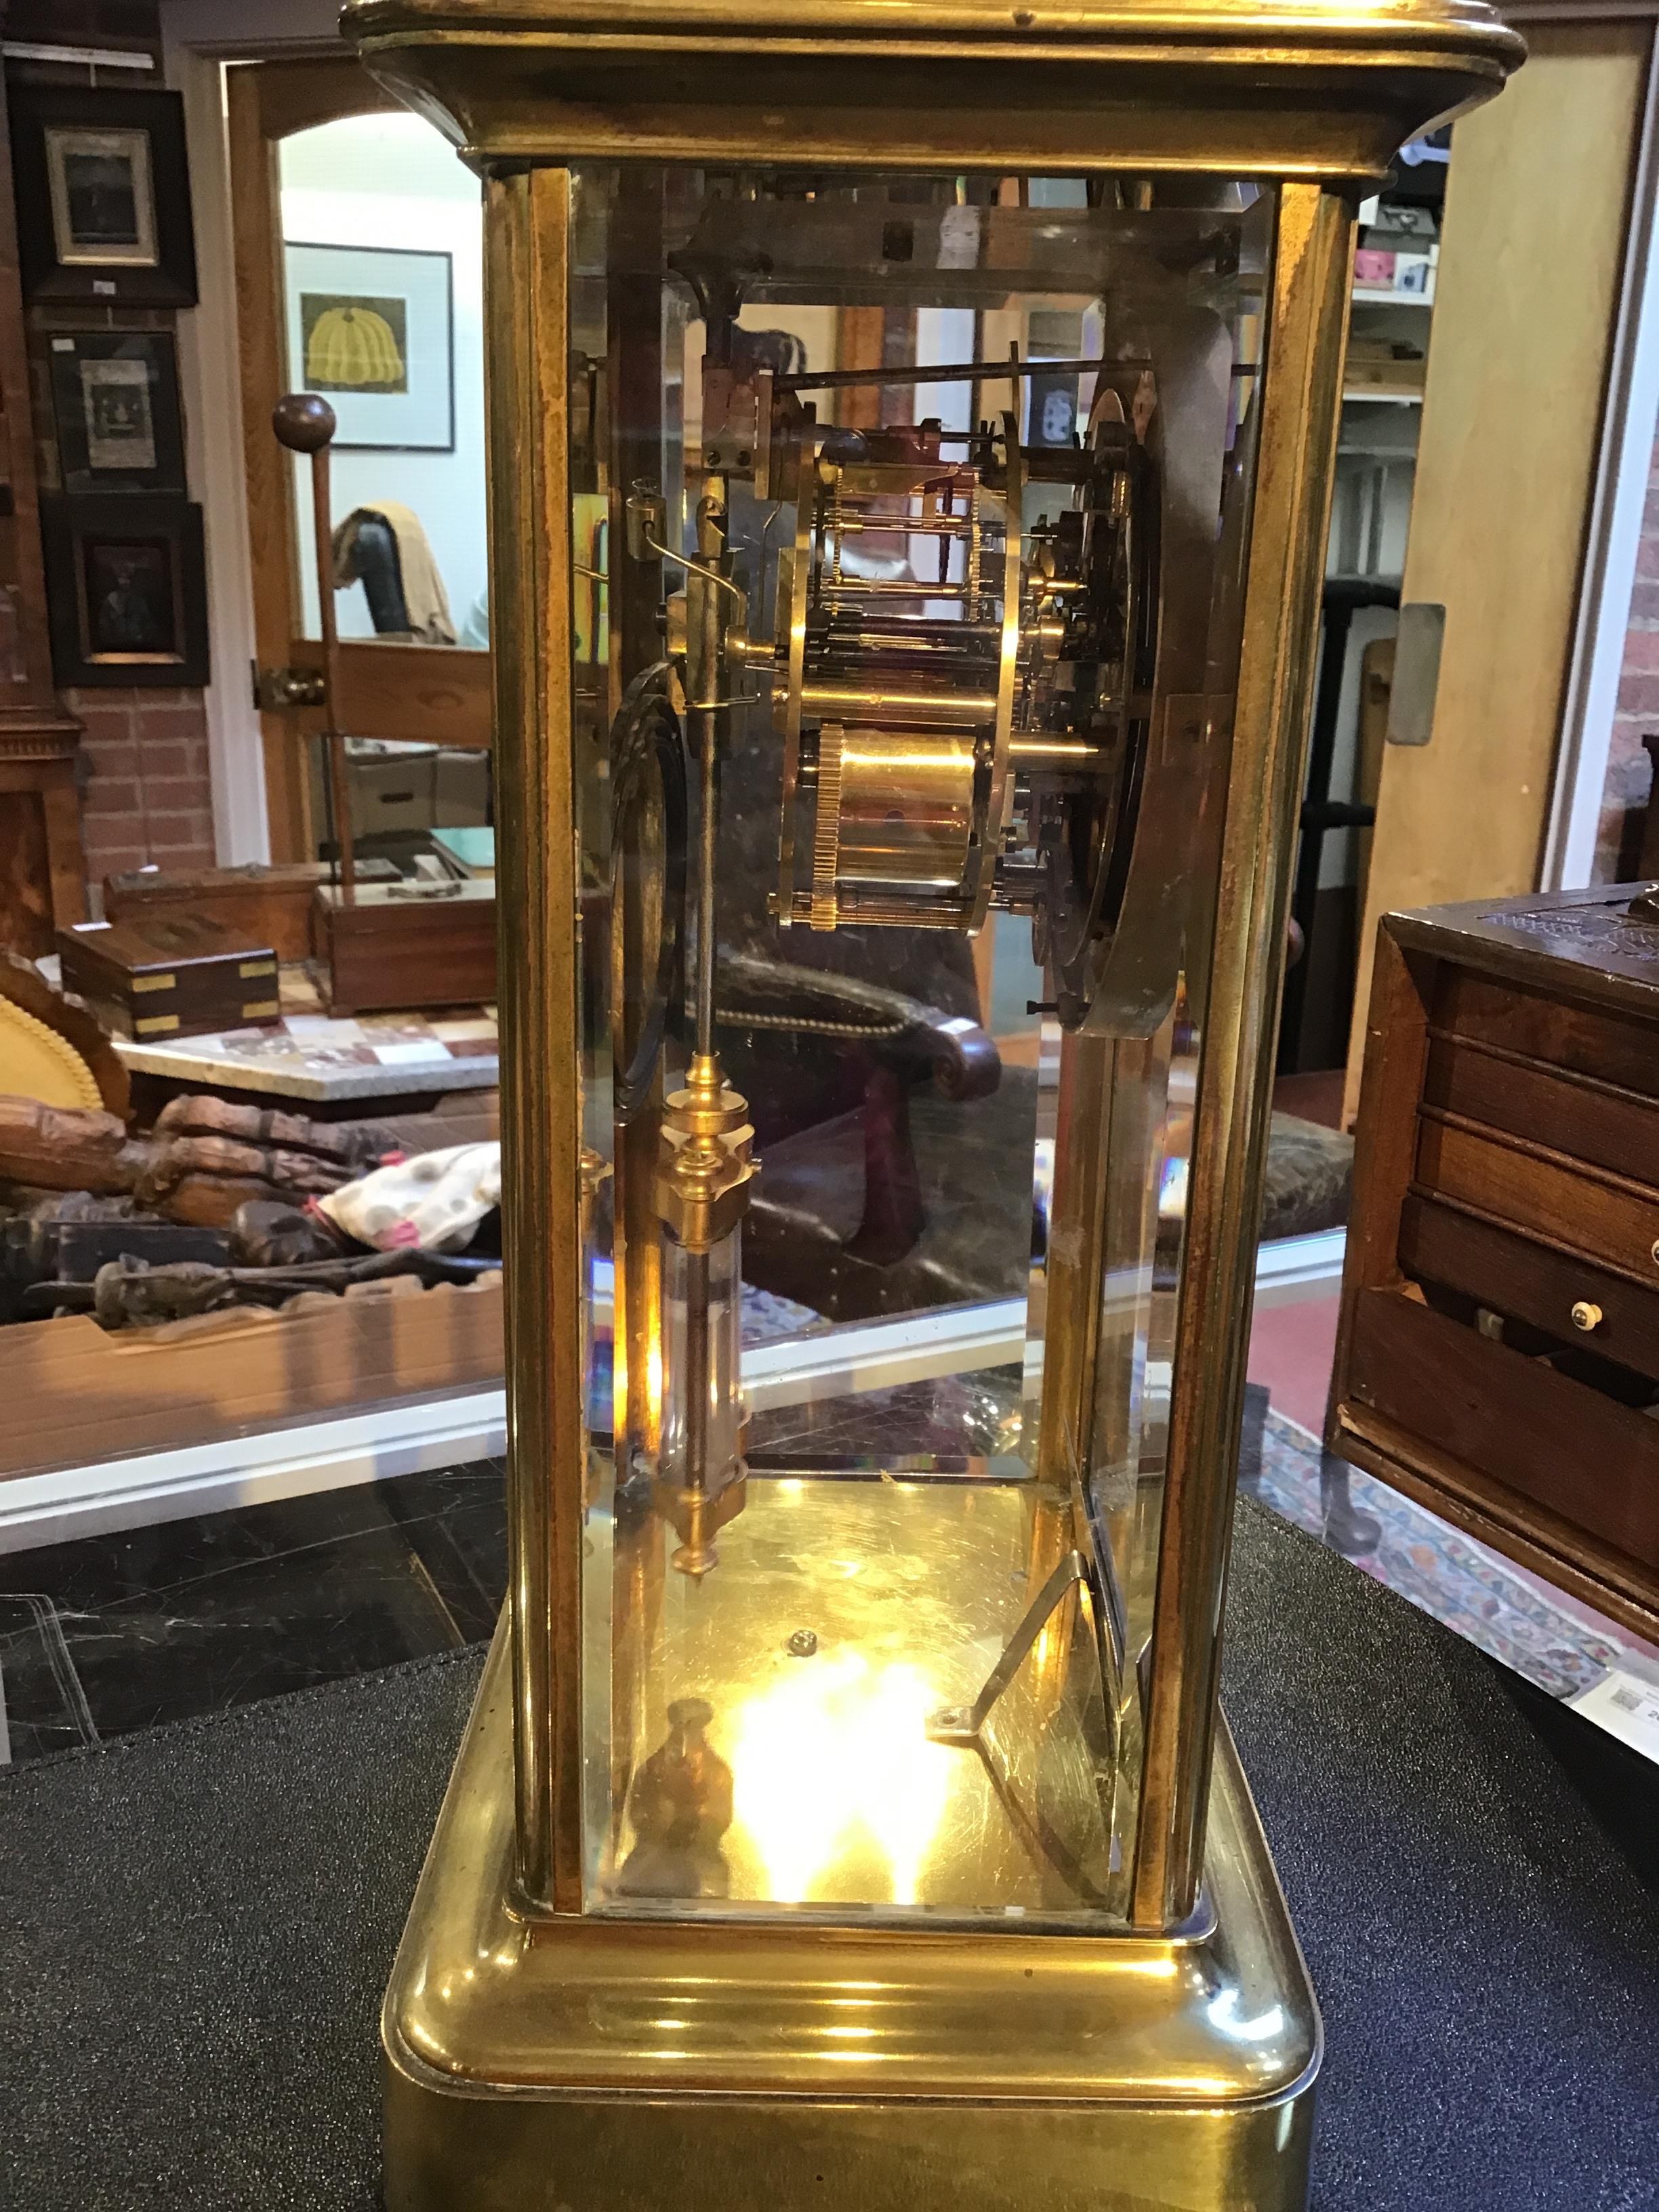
[[277, 112, 488, 648], [573, 169, 1271, 1926]]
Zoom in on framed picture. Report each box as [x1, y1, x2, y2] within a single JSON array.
[[39, 495, 209, 689], [283, 241, 454, 452], [8, 89, 198, 307], [47, 331, 187, 495]]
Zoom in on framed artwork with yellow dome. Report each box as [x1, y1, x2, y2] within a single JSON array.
[[282, 239, 454, 451]]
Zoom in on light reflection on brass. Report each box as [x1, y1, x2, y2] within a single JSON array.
[[730, 1648, 953, 1906]]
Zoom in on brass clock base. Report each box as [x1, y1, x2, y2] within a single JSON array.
[[382, 1624, 1319, 2212]]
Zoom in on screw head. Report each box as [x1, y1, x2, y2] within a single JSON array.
[[787, 1628, 818, 1658]]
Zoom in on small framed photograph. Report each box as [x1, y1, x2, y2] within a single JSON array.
[[47, 125, 156, 266], [47, 331, 186, 495], [283, 241, 454, 451], [9, 88, 198, 306], [40, 495, 210, 689]]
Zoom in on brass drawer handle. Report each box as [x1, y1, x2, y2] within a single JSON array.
[[1570, 1300, 1603, 1334]]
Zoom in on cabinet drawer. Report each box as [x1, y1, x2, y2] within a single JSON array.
[[1423, 1036, 1659, 1187], [1399, 1195, 1659, 1380], [1414, 1116, 1659, 1281], [1435, 967, 1659, 1100], [1347, 1286, 1659, 1572]]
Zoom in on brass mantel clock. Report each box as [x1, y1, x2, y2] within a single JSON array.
[[344, 5, 1520, 2206]]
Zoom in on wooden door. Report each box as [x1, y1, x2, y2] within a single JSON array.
[[1343, 18, 1654, 1121], [227, 58, 491, 863]]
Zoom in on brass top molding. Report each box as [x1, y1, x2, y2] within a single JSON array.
[[346, 0, 1519, 59], [344, 0, 1523, 182]]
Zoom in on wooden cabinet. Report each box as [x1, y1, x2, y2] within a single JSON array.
[[0, 729, 86, 954], [1331, 888, 1659, 1643]]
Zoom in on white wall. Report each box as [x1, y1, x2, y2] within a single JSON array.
[[280, 111, 487, 641]]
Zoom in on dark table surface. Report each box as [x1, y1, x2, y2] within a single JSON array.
[[1, 1496, 1656, 2212]]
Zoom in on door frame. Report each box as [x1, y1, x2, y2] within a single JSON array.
[[167, 0, 346, 863], [229, 55, 403, 863], [1541, 16, 1659, 885], [166, 1, 493, 865]]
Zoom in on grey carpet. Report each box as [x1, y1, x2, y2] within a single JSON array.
[[1, 1498, 1656, 2211]]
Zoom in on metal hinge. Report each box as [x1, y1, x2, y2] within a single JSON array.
[[1383, 603, 1445, 748], [251, 660, 327, 712]]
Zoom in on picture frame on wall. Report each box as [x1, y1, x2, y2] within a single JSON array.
[[47, 331, 187, 496], [8, 89, 199, 307], [39, 495, 210, 689], [283, 241, 454, 452]]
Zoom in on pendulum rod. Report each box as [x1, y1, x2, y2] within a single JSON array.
[[650, 474, 758, 1576], [685, 488, 726, 1530], [692, 490, 724, 1062]]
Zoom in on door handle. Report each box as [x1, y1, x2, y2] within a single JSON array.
[[251, 661, 327, 711]]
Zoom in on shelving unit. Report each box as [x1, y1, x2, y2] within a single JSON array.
[[1335, 259, 1437, 577]]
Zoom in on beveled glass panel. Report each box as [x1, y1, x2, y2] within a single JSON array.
[[573, 165, 1271, 1925]]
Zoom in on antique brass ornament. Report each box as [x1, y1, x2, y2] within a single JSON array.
[[344, 3, 1522, 2208]]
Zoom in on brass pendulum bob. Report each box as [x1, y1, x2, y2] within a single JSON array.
[[616, 1696, 735, 1899], [654, 1050, 756, 1576]]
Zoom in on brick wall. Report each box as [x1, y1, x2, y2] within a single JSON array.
[[6, 0, 218, 899], [70, 687, 215, 881], [1596, 426, 1659, 880]]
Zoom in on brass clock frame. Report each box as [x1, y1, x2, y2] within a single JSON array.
[[342, 5, 1523, 2207]]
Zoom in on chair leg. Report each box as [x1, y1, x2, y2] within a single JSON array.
[[845, 1061, 924, 1265], [1319, 1452, 1382, 1559]]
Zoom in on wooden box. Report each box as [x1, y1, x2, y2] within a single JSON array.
[[104, 859, 396, 963], [315, 881, 496, 1017], [58, 915, 281, 1040], [1331, 886, 1659, 1644]]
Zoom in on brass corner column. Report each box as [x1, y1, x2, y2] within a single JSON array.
[[484, 163, 584, 1914], [1132, 181, 1357, 1930]]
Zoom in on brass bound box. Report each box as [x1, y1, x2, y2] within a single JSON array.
[[342, 3, 1523, 2208], [58, 915, 280, 1040]]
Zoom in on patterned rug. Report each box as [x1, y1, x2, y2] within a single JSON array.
[[1250, 1406, 1641, 1702]]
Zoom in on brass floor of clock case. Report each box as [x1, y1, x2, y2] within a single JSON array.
[[381, 1616, 1319, 2211], [586, 1475, 1124, 1921]]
